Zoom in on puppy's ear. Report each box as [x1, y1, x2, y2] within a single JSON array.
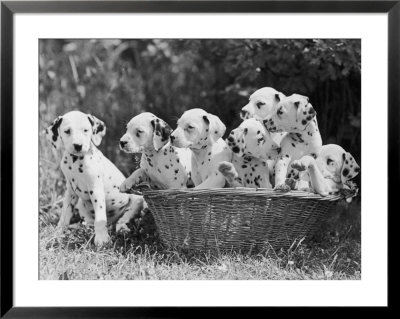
[[341, 152, 360, 184], [204, 113, 226, 143], [298, 101, 316, 129], [226, 128, 244, 157], [151, 118, 172, 151], [88, 114, 106, 146], [45, 116, 64, 150]]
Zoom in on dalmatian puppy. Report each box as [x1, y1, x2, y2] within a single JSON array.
[[170, 108, 232, 189], [218, 118, 281, 188], [45, 111, 144, 245], [119, 112, 192, 191], [263, 94, 322, 191], [240, 87, 287, 146], [291, 144, 360, 197]]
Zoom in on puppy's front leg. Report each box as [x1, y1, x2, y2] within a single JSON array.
[[119, 168, 148, 193], [58, 183, 78, 227], [274, 155, 291, 191], [88, 181, 110, 246], [292, 156, 330, 196], [116, 195, 144, 233], [218, 161, 243, 187]]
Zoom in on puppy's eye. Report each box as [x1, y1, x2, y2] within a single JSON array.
[[84, 129, 89, 133], [187, 125, 194, 130], [256, 102, 265, 109], [327, 158, 334, 165], [136, 130, 143, 138], [64, 129, 71, 135]]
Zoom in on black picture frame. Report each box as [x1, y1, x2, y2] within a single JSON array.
[[1, 1, 396, 317]]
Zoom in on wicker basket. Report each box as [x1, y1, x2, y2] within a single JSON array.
[[143, 188, 342, 253]]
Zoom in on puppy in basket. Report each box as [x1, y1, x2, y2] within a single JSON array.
[[263, 93, 322, 191], [240, 86, 287, 146], [218, 118, 281, 188], [291, 144, 360, 200], [119, 112, 193, 192], [170, 108, 232, 188]]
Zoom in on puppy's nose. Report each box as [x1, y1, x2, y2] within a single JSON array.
[[240, 110, 249, 119], [73, 144, 82, 152], [120, 140, 128, 148], [170, 135, 175, 142]]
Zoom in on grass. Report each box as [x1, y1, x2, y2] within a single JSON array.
[[39, 143, 361, 280], [39, 199, 361, 280]]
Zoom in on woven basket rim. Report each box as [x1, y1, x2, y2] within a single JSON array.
[[142, 187, 342, 201]]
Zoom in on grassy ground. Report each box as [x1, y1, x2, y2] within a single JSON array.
[[40, 198, 361, 280]]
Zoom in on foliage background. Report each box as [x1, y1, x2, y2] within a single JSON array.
[[39, 39, 361, 179]]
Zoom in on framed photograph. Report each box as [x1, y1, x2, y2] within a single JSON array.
[[1, 0, 396, 316]]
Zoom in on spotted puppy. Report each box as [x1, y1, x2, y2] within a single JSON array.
[[291, 144, 360, 197], [119, 112, 192, 191], [218, 118, 280, 188], [170, 108, 232, 189], [240, 87, 287, 145], [263, 94, 322, 191], [45, 111, 144, 245]]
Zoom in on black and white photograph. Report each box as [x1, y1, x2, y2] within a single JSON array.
[[38, 38, 362, 280]]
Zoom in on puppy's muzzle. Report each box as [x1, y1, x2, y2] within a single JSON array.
[[119, 140, 128, 149]]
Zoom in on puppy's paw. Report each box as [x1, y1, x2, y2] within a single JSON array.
[[94, 220, 110, 246], [54, 225, 65, 237], [57, 209, 72, 227], [218, 161, 242, 187], [57, 219, 69, 229], [119, 178, 134, 193], [94, 232, 111, 246], [116, 222, 130, 234], [218, 161, 236, 176], [274, 184, 291, 192], [285, 178, 297, 190], [291, 160, 307, 171]]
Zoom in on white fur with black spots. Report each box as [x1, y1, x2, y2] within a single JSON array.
[[170, 108, 232, 189], [240, 87, 287, 146], [219, 118, 280, 188], [263, 94, 322, 191], [291, 144, 360, 198], [119, 112, 193, 191], [45, 111, 144, 246]]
